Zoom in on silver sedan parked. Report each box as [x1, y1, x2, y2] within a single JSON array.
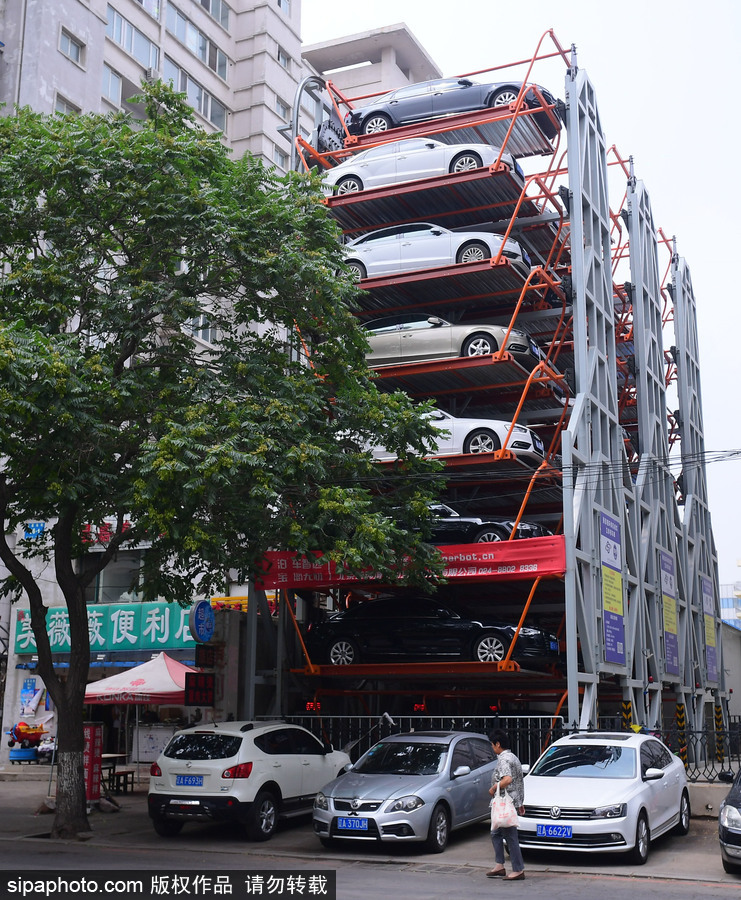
[[322, 138, 523, 195], [313, 731, 498, 853], [362, 313, 544, 369], [342, 222, 531, 280]]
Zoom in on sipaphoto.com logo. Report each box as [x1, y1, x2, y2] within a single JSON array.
[[5, 876, 143, 898]]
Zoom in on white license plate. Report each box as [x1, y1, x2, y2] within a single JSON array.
[[537, 823, 572, 838], [175, 774, 204, 787], [338, 817, 368, 831]]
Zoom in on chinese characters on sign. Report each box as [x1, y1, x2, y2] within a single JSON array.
[[661, 551, 679, 677], [703, 575, 718, 683], [14, 602, 197, 655], [601, 512, 626, 666], [184, 672, 215, 707]]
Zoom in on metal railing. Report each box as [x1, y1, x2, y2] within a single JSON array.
[[267, 713, 741, 781]]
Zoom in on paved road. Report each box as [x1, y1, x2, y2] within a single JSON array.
[[0, 778, 738, 899]]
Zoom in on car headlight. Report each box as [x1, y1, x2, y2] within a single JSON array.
[[592, 803, 626, 819], [720, 804, 741, 829], [384, 795, 425, 814], [314, 792, 329, 811]]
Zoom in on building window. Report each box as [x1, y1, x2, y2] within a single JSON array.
[[277, 45, 290, 70], [277, 0, 291, 13], [199, 0, 230, 30], [102, 64, 122, 105], [274, 146, 289, 170], [166, 4, 228, 80], [55, 95, 80, 115], [163, 57, 227, 131], [275, 97, 290, 119], [186, 313, 219, 346], [106, 5, 160, 69], [60, 29, 84, 65], [134, 0, 161, 17]]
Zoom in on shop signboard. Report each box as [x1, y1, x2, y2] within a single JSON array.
[[83, 722, 104, 802], [13, 601, 197, 655]]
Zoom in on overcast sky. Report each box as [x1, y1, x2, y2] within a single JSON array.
[[302, 0, 741, 588]]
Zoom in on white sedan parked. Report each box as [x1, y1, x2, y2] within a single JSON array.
[[518, 731, 691, 864], [342, 222, 531, 280], [322, 138, 524, 195], [369, 408, 545, 465]]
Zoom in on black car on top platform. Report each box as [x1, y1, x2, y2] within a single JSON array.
[[305, 595, 560, 668]]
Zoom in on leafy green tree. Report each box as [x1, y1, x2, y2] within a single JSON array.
[[0, 84, 443, 838]]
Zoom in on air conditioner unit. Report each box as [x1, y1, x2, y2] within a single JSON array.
[[145, 68, 160, 83]]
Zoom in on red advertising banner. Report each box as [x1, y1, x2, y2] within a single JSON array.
[[257, 536, 565, 590], [83, 722, 104, 802]]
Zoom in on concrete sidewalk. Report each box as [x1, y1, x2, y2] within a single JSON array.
[[0, 767, 733, 884]]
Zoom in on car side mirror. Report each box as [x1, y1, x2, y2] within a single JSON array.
[[718, 770, 735, 784], [458, 79, 473, 87], [342, 762, 353, 773], [427, 317, 444, 327], [452, 765, 471, 778], [521, 763, 530, 775], [323, 741, 333, 754], [643, 767, 664, 781]]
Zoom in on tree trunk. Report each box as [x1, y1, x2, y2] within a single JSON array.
[[51, 699, 90, 839]]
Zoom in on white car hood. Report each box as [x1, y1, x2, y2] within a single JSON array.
[[524, 775, 639, 808]]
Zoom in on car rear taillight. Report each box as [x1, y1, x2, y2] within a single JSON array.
[[222, 762, 253, 779], [150, 762, 161, 776]]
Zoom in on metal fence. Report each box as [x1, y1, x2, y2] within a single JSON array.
[[270, 713, 741, 782]]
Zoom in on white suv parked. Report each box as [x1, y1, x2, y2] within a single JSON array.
[[148, 720, 350, 841]]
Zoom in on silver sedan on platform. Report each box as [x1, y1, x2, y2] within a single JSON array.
[[322, 138, 523, 195], [342, 222, 531, 280]]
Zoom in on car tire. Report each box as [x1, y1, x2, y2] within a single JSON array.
[[328, 638, 359, 665], [344, 260, 367, 281], [456, 240, 490, 265], [450, 151, 483, 174], [463, 428, 501, 454], [473, 526, 505, 543], [674, 789, 691, 835], [490, 87, 521, 108], [473, 631, 508, 662], [424, 802, 450, 853], [628, 811, 650, 864], [462, 332, 497, 357], [722, 858, 741, 874], [152, 817, 184, 838], [336, 175, 364, 194], [362, 113, 392, 134], [247, 789, 279, 842]]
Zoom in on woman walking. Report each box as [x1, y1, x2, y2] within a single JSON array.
[[487, 728, 526, 881]]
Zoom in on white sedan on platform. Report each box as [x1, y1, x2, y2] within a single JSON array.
[[342, 222, 531, 280], [322, 138, 524, 195], [518, 731, 691, 864], [369, 408, 545, 465]]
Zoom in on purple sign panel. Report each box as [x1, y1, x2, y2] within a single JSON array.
[[703, 576, 718, 683], [600, 512, 625, 666], [660, 551, 679, 677]]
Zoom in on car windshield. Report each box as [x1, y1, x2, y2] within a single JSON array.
[[529, 744, 636, 779], [354, 741, 447, 775], [164, 733, 242, 760]]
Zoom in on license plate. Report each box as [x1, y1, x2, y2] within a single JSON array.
[[537, 823, 572, 839], [534, 438, 545, 455], [175, 775, 204, 787], [549, 640, 559, 652], [338, 817, 368, 831]]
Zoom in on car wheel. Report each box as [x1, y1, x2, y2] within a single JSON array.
[[490, 87, 520, 107], [424, 802, 450, 853], [152, 817, 183, 838], [723, 858, 741, 874], [462, 332, 497, 357], [247, 789, 279, 842], [628, 811, 650, 864], [463, 428, 501, 454], [674, 789, 691, 835], [336, 175, 364, 194], [473, 526, 505, 543], [456, 240, 490, 265], [450, 151, 483, 174], [473, 632, 508, 662], [362, 113, 392, 134], [344, 260, 367, 281], [328, 638, 359, 665]]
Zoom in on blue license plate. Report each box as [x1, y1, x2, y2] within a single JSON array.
[[549, 640, 559, 652], [175, 775, 203, 787], [338, 817, 368, 831], [537, 823, 572, 839]]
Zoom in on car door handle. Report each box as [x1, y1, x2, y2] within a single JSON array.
[[302, 761, 311, 766]]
